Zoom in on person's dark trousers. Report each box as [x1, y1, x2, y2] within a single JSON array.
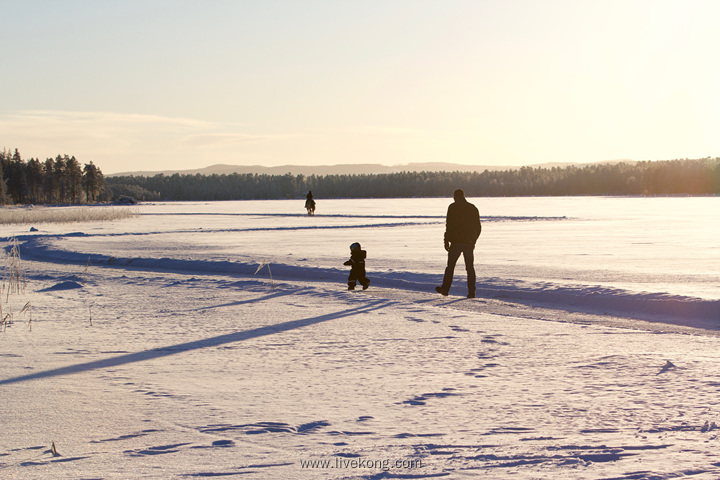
[[348, 266, 370, 290], [440, 242, 476, 295]]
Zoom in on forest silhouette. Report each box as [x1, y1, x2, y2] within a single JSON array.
[[106, 158, 719, 201], [1, 148, 104, 205], [2, 148, 718, 204]]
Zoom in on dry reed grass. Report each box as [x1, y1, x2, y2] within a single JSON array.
[[0, 205, 139, 225], [254, 259, 275, 288], [1, 237, 31, 331]]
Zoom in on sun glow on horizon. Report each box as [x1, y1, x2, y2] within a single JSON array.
[[2, 0, 719, 174]]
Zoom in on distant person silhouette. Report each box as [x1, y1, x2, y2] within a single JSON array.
[[305, 191, 316, 216], [436, 189, 481, 298]]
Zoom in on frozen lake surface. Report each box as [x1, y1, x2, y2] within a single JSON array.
[[11, 196, 720, 324], [1, 196, 719, 478]]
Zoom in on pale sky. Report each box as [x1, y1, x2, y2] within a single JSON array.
[[2, 0, 719, 174]]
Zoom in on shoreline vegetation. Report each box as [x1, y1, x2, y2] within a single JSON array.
[[106, 157, 720, 201], [3, 148, 718, 203], [0, 205, 139, 225]]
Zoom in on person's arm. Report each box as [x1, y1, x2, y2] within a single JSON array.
[[443, 205, 453, 251], [473, 205, 482, 242]]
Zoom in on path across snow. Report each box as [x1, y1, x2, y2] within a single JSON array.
[[2, 254, 720, 479]]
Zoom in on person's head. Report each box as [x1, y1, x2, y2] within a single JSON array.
[[453, 189, 466, 202], [350, 242, 361, 251]]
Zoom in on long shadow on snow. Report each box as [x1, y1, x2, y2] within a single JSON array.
[[144, 213, 563, 221], [145, 212, 446, 219], [194, 290, 296, 310], [0, 298, 393, 386], [3, 221, 442, 241]]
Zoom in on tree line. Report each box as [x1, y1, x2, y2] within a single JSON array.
[[106, 158, 720, 201], [0, 149, 105, 205], [2, 151, 717, 204]]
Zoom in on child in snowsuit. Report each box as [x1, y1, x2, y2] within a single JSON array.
[[343, 242, 370, 290]]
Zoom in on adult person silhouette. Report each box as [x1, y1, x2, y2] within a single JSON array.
[[436, 189, 482, 298], [305, 191, 316, 216]]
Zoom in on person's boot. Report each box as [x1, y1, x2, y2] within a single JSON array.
[[435, 286, 448, 296], [348, 282, 356, 290], [361, 278, 370, 290], [467, 291, 476, 298]]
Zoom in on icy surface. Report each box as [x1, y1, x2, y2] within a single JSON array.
[[1, 197, 719, 479]]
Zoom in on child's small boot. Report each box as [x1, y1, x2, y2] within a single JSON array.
[[361, 278, 370, 290], [348, 282, 356, 290]]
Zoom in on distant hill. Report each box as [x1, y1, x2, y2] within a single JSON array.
[[109, 161, 633, 177]]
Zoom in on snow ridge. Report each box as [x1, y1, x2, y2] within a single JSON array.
[[10, 234, 719, 329]]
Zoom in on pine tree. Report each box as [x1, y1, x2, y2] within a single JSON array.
[[82, 161, 104, 202], [65, 156, 83, 203], [0, 156, 8, 204], [53, 155, 67, 203]]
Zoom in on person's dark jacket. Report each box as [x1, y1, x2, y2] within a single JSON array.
[[444, 198, 481, 245], [343, 249, 366, 267]]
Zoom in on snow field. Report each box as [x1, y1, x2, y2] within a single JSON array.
[[1, 260, 720, 479], [1, 197, 719, 478]]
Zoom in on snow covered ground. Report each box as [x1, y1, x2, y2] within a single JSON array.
[[1, 198, 719, 479]]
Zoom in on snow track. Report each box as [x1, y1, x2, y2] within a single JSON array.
[[13, 232, 720, 332]]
